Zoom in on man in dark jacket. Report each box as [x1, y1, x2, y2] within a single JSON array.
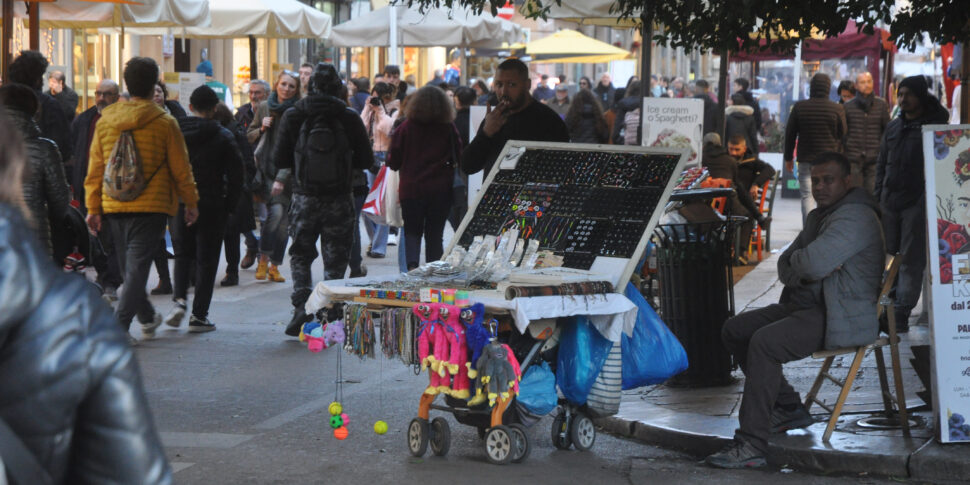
[[46, 70, 79, 121], [593, 73, 616, 111], [532, 74, 555, 102], [875, 75, 950, 332], [0, 203, 171, 485], [784, 72, 847, 223], [729, 135, 776, 200], [8, 50, 72, 164], [273, 63, 374, 337], [694, 79, 721, 135], [462, 58, 570, 176], [449, 86, 476, 230], [702, 134, 768, 261], [726, 92, 759, 157], [235, 79, 269, 130], [163, 86, 243, 333], [844, 72, 890, 195], [734, 78, 762, 132], [707, 152, 883, 469]]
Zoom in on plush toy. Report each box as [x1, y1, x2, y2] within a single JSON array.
[[460, 304, 490, 379], [470, 340, 521, 406], [301, 321, 326, 353], [440, 304, 470, 399], [323, 320, 346, 348], [413, 304, 451, 395]]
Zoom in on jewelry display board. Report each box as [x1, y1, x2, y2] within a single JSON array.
[[446, 142, 690, 288]]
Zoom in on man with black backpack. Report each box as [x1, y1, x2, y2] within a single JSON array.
[[273, 63, 374, 337]]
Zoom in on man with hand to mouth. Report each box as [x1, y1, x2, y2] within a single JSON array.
[[461, 58, 569, 177]]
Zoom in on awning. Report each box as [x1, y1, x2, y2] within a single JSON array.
[[525, 29, 631, 64], [115, 0, 331, 39], [5, 0, 210, 28], [533, 0, 640, 28], [330, 5, 522, 48]]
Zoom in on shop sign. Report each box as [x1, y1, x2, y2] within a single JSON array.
[[175, 72, 206, 113], [162, 34, 174, 58], [923, 124, 970, 443], [640, 97, 703, 166]]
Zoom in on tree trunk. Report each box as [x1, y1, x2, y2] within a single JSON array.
[[718, 48, 730, 139]]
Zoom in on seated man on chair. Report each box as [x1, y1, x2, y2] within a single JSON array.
[[727, 134, 776, 202], [705, 152, 884, 469]]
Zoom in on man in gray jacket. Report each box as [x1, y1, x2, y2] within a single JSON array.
[[706, 152, 884, 469], [844, 72, 890, 194]]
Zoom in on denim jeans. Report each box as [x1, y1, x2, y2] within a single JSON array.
[[797, 162, 816, 224], [106, 213, 167, 330], [259, 201, 289, 265], [397, 227, 407, 273]]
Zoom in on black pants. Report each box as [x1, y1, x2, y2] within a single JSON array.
[[153, 238, 171, 286], [350, 193, 365, 272], [882, 201, 926, 321], [448, 185, 468, 231], [401, 191, 452, 270], [721, 303, 825, 452], [95, 222, 124, 289], [172, 203, 227, 319], [223, 191, 257, 276]]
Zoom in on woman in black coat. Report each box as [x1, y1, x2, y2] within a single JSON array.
[[565, 89, 609, 144]]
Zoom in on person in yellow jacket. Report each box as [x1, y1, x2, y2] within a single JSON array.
[[84, 57, 200, 344]]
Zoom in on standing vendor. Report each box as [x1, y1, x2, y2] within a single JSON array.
[[461, 59, 570, 177]]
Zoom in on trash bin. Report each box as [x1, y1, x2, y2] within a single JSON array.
[[654, 189, 737, 387]]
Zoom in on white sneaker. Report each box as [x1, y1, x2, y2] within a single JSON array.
[[141, 313, 163, 339], [164, 299, 187, 328], [388, 234, 398, 246]]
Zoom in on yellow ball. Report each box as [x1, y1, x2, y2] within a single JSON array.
[[328, 402, 342, 416], [374, 420, 388, 435]]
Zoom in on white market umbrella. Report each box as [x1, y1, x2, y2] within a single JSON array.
[[7, 0, 211, 28], [331, 5, 522, 48], [117, 0, 331, 39]]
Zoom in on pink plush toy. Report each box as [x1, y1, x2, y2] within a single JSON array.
[[413, 304, 451, 395], [440, 304, 471, 400], [323, 320, 345, 348]]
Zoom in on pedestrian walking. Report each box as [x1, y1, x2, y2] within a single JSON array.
[[9, 50, 73, 165], [84, 56, 200, 343], [844, 72, 890, 194], [46, 70, 79, 121], [360, 81, 399, 259], [546, 83, 571, 117], [612, 80, 643, 145], [247, 69, 301, 283], [214, 103, 258, 287], [271, 63, 373, 337], [694, 79, 721, 136], [164, 86, 243, 332], [565, 88, 609, 144], [153, 81, 187, 119], [593, 73, 616, 111], [726, 93, 759, 157], [235, 79, 270, 130]]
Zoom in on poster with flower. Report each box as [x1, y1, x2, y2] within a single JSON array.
[[923, 124, 970, 443]]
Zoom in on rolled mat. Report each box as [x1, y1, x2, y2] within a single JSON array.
[[504, 281, 614, 300]]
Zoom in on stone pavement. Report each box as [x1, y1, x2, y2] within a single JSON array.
[[598, 196, 970, 482]]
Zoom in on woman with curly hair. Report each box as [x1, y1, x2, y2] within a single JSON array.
[[565, 88, 609, 144], [387, 86, 461, 270]]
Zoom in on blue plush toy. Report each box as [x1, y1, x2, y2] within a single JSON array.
[[460, 303, 490, 378]]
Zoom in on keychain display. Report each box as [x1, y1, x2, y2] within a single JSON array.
[[344, 303, 375, 359], [379, 308, 419, 367]]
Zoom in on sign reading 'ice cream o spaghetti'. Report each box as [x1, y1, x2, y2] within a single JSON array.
[[640, 97, 704, 166]]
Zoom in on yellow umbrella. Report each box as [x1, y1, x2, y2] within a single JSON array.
[[525, 29, 631, 64]]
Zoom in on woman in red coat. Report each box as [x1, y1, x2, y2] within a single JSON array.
[[388, 86, 461, 270]]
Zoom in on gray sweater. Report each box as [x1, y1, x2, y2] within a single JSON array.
[[778, 187, 885, 349]]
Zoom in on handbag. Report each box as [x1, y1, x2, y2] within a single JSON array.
[[362, 166, 404, 227]]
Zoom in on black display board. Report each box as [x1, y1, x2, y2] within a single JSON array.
[[447, 142, 690, 287]]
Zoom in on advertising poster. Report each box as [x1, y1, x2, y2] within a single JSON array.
[[640, 97, 703, 166], [177, 72, 207, 113], [923, 124, 970, 443]]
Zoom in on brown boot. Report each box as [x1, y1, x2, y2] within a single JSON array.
[[255, 259, 268, 280], [240, 250, 257, 269]]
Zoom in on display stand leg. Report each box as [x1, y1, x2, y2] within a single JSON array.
[[490, 396, 510, 428]]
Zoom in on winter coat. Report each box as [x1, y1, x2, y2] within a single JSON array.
[[778, 187, 885, 349], [0, 203, 171, 484], [35, 89, 73, 164], [462, 100, 570, 176], [568, 102, 609, 144], [593, 83, 616, 110], [177, 116, 243, 211], [360, 99, 400, 153], [738, 89, 762, 131], [234, 102, 256, 130], [612, 96, 642, 145], [48, 85, 79, 121], [783, 74, 847, 165], [164, 100, 187, 119], [844, 93, 891, 165], [272, 93, 374, 197], [9, 108, 71, 254], [69, 106, 101, 211], [84, 98, 199, 216], [247, 99, 294, 205], [532, 84, 555, 102], [546, 98, 570, 117], [701, 142, 762, 220], [388, 118, 461, 200], [694, 93, 721, 135], [736, 150, 776, 194], [874, 99, 950, 210], [725, 104, 759, 155]]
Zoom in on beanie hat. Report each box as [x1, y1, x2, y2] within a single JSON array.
[[310, 63, 342, 96], [189, 85, 219, 112], [898, 75, 929, 100], [195, 59, 214, 77]]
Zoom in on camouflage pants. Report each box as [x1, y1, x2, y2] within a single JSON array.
[[288, 193, 355, 309]]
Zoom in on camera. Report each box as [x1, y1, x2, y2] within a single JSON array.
[[370, 97, 381, 106]]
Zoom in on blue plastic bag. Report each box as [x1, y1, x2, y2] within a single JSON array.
[[621, 282, 689, 389], [556, 316, 614, 405], [517, 361, 557, 415]]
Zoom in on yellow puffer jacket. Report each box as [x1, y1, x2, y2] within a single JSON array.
[[84, 99, 199, 216]]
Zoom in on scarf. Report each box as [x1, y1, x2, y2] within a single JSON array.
[[266, 91, 297, 116]]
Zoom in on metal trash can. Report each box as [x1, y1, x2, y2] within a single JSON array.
[[654, 200, 737, 387]]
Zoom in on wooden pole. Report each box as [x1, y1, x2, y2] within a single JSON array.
[[1, 0, 12, 81], [249, 35, 257, 80], [28, 1, 38, 51], [718, 48, 730, 138]]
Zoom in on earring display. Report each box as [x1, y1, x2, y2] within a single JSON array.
[[617, 187, 665, 221], [599, 220, 648, 257], [562, 252, 598, 270], [477, 183, 523, 217], [513, 183, 558, 218], [549, 185, 592, 216], [563, 218, 611, 254]]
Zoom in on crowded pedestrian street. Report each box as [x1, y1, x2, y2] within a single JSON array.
[[1, 1, 969, 484]]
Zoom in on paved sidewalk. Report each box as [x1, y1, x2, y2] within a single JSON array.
[[599, 196, 969, 482]]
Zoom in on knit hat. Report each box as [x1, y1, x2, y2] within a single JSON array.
[[195, 59, 213, 77], [897, 75, 929, 100]]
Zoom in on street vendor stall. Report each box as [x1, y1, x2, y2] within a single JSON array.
[[303, 142, 691, 464]]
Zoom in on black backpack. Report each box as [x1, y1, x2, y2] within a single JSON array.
[[295, 113, 352, 196]]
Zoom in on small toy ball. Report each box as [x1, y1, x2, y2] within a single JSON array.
[[374, 420, 388, 435], [340, 413, 349, 426], [334, 426, 348, 440], [329, 415, 343, 429], [328, 401, 342, 416]]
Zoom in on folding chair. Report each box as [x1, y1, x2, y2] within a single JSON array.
[[748, 173, 779, 262]]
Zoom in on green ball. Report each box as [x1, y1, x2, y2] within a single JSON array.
[[374, 420, 388, 435], [330, 415, 343, 429]]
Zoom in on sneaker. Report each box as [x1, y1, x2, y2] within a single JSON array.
[[770, 404, 815, 433], [285, 310, 311, 337], [268, 264, 286, 283], [103, 286, 119, 303], [704, 440, 766, 469], [388, 234, 398, 246], [349, 264, 368, 278], [188, 315, 217, 333], [151, 282, 173, 295], [366, 250, 386, 259], [141, 313, 163, 338], [220, 273, 239, 287], [165, 299, 187, 328], [240, 250, 258, 269]]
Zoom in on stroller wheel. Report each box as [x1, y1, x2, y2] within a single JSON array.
[[509, 423, 531, 463], [430, 417, 451, 457], [569, 413, 596, 451], [407, 418, 429, 457], [484, 425, 516, 465], [551, 412, 571, 450]]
